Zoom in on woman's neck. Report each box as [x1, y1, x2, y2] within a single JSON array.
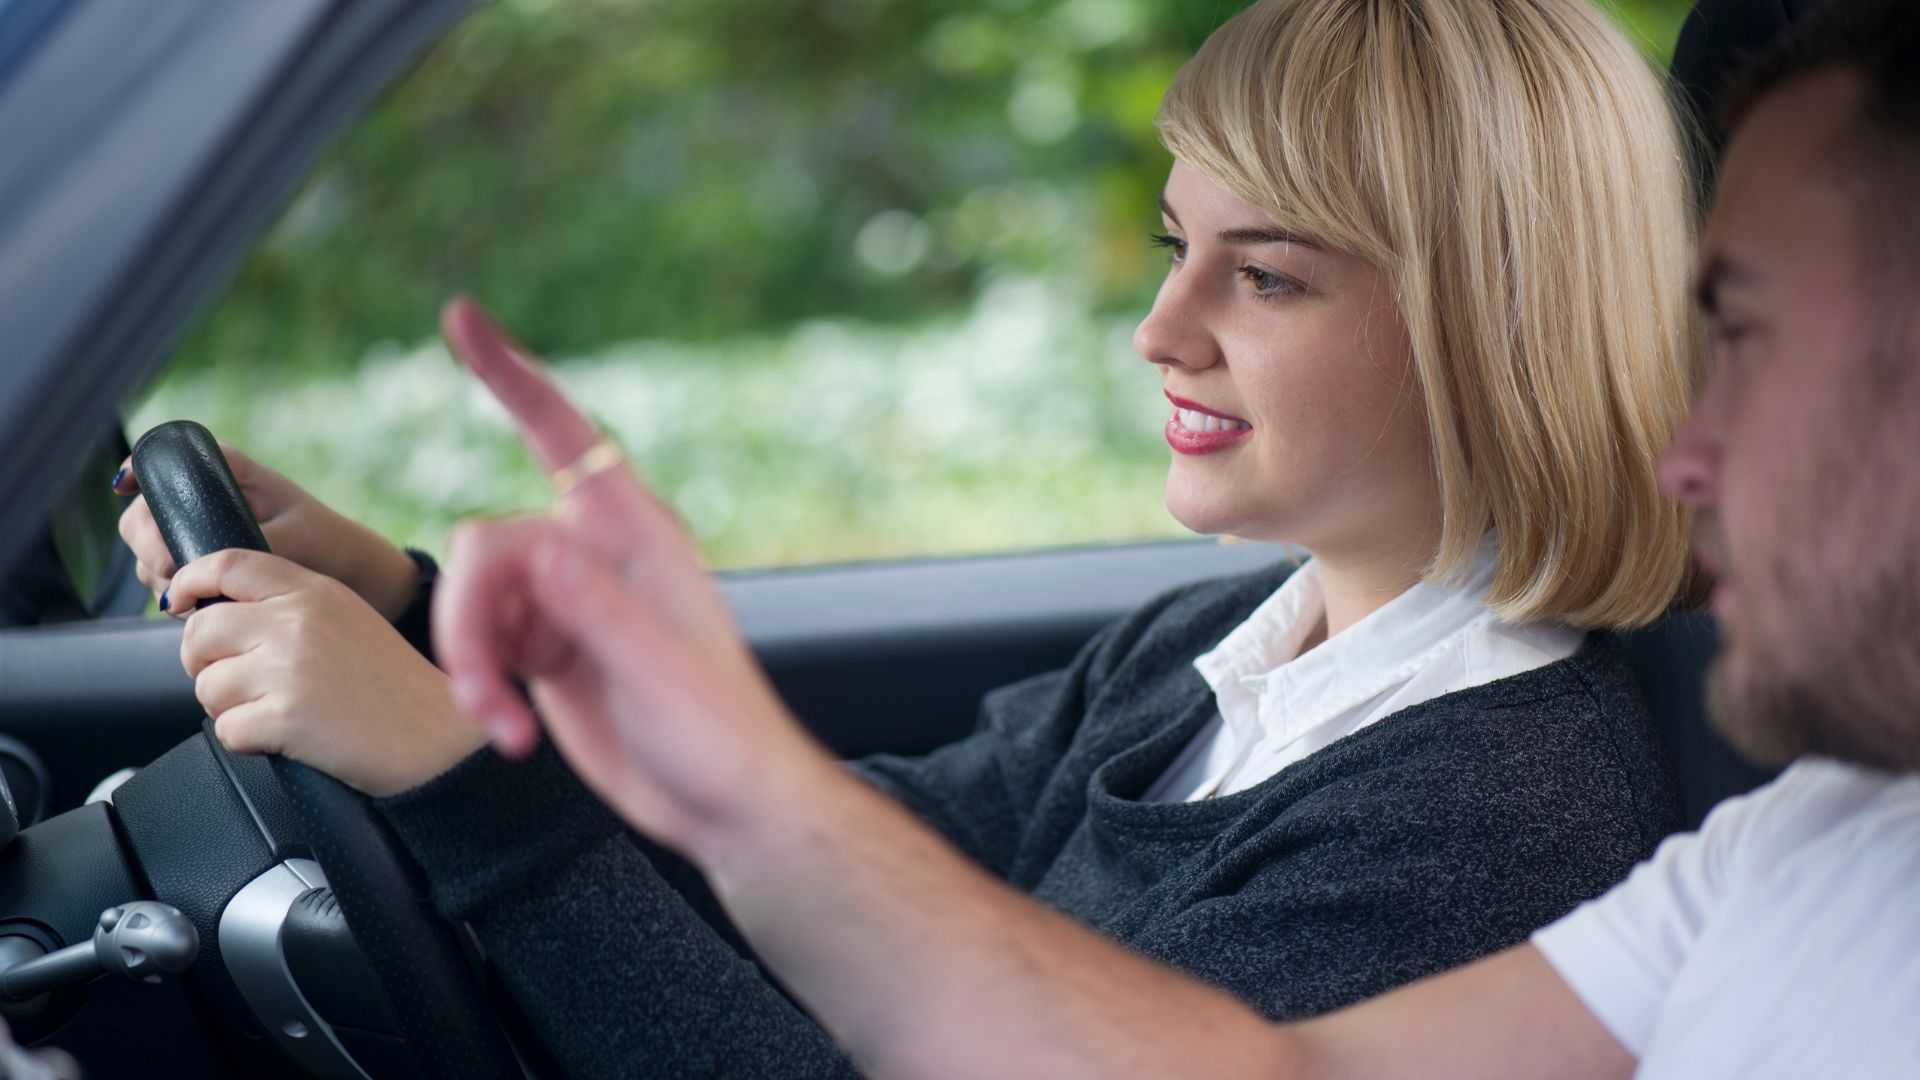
[[1303, 529, 1443, 644]]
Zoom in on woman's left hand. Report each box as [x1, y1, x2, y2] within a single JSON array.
[[168, 550, 488, 797]]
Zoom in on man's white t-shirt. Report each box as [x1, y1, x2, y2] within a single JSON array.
[[1533, 757, 1920, 1078]]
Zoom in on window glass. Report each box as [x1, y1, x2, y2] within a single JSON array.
[[128, 0, 1695, 569]]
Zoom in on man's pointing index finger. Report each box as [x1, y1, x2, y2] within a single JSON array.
[[440, 296, 652, 526], [441, 296, 603, 473]]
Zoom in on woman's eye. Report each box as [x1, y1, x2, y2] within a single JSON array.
[[1149, 232, 1187, 263], [1238, 265, 1301, 300]]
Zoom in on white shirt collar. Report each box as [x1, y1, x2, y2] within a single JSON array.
[[1192, 540, 1505, 753]]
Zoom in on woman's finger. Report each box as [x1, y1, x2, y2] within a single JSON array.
[[212, 699, 285, 758], [166, 549, 315, 616], [117, 496, 180, 581], [192, 651, 266, 719], [112, 454, 137, 495], [115, 438, 257, 497], [214, 440, 258, 478], [114, 441, 253, 492], [179, 601, 260, 679]]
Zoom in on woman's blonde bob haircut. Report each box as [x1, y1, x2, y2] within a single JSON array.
[[1158, 0, 1699, 629]]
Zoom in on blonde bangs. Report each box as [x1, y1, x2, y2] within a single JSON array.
[[1155, 2, 1397, 269], [1156, 0, 1701, 630]]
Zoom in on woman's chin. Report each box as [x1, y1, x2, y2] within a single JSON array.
[[1163, 486, 1251, 540], [1163, 480, 1298, 546]]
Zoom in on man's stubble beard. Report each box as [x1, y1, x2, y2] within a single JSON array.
[[1707, 348, 1920, 775]]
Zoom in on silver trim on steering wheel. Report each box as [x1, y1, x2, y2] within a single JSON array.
[[218, 859, 371, 1080]]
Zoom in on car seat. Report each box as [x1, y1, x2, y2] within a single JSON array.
[[1616, 613, 1775, 830]]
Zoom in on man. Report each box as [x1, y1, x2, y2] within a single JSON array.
[[409, 0, 1920, 1075]]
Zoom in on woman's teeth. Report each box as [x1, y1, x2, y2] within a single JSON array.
[[1175, 408, 1251, 433]]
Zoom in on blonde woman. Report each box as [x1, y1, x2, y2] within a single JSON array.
[[138, 0, 1700, 1072]]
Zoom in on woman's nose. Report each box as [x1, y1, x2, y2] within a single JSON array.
[[1132, 274, 1219, 371]]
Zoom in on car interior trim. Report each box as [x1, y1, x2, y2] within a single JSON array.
[[205, 726, 284, 853], [218, 859, 369, 1080]]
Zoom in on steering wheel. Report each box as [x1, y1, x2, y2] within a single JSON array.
[[130, 421, 521, 1080]]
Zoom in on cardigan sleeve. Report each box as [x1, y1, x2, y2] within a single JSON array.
[[375, 743, 861, 1079], [369, 610, 1144, 1077], [371, 558, 1227, 1075], [389, 548, 439, 665]]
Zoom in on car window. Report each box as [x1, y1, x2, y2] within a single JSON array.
[[0, 0, 74, 97], [125, 0, 1694, 571]]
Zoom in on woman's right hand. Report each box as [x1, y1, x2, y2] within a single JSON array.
[[114, 442, 422, 622]]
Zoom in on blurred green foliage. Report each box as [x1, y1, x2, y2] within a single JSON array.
[[143, 0, 1703, 570], [174, 0, 1697, 375]]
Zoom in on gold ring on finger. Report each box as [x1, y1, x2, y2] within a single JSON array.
[[549, 436, 626, 499]]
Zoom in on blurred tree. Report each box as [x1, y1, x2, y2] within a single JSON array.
[[172, 0, 1700, 376]]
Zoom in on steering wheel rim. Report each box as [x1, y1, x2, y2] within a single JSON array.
[[132, 420, 520, 1079], [265, 756, 520, 1079]]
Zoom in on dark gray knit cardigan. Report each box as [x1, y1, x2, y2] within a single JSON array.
[[376, 558, 1678, 1078]]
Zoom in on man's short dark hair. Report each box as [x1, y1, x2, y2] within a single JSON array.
[[1724, 0, 1920, 379], [1723, 0, 1920, 137]]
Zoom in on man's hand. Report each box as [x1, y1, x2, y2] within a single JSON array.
[[431, 298, 834, 854], [168, 549, 486, 797], [115, 443, 421, 622]]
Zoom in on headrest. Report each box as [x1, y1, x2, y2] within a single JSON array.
[[1670, 0, 1828, 172], [1615, 613, 1778, 830]]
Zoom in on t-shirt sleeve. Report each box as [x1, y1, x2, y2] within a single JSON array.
[[1531, 768, 1784, 1056]]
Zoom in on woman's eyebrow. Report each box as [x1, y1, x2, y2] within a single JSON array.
[[1157, 190, 1317, 249], [1216, 225, 1318, 249], [1155, 191, 1317, 249]]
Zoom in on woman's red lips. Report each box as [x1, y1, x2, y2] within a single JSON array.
[[1164, 392, 1253, 455]]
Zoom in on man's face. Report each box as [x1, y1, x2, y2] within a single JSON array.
[[1660, 70, 1920, 772]]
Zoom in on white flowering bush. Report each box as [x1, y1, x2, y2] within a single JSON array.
[[131, 278, 1189, 568]]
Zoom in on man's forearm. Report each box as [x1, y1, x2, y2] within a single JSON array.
[[691, 759, 1296, 1079], [681, 753, 1632, 1080]]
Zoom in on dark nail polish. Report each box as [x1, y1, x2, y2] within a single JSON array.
[[159, 590, 170, 612], [111, 468, 125, 489]]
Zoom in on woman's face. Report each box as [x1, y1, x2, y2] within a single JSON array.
[[1134, 162, 1438, 557]]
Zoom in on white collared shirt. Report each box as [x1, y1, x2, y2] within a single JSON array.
[[1145, 543, 1584, 802]]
